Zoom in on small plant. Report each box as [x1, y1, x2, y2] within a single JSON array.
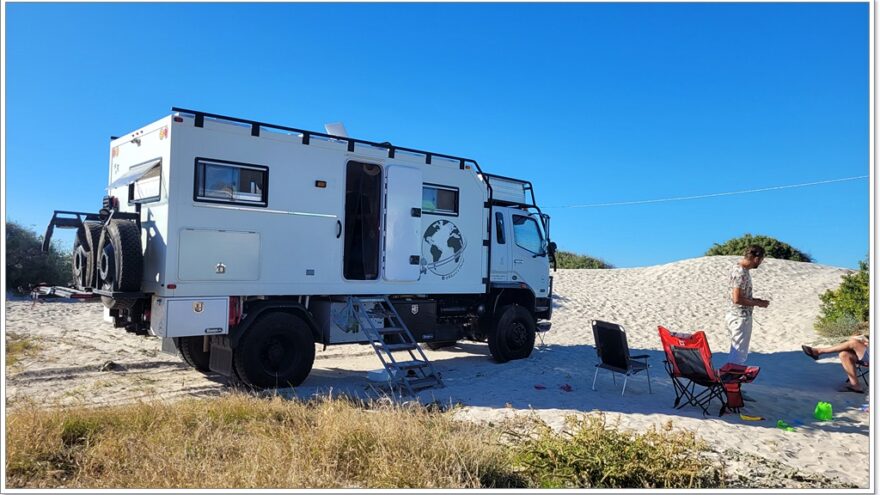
[[507, 414, 723, 488], [706, 234, 812, 262], [556, 251, 613, 269], [5, 332, 42, 368], [815, 257, 869, 339]]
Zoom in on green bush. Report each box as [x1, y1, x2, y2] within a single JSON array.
[[5, 220, 72, 293], [815, 257, 869, 338], [508, 414, 723, 488], [706, 234, 812, 262], [556, 251, 613, 269]]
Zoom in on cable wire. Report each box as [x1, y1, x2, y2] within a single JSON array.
[[544, 175, 869, 209]]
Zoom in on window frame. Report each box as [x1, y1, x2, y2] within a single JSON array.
[[193, 157, 269, 207], [127, 158, 162, 205], [512, 213, 546, 256], [422, 183, 460, 217]]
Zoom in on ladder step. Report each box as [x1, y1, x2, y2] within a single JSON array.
[[377, 326, 406, 335], [406, 376, 443, 390], [390, 360, 431, 370], [384, 343, 418, 352]]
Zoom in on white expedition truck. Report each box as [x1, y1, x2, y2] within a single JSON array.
[[43, 108, 556, 391]]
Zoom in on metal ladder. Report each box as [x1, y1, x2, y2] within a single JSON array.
[[350, 296, 444, 396]]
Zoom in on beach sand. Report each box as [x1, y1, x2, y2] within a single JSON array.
[[4, 256, 871, 487]]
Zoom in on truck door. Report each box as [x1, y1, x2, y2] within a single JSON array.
[[509, 210, 550, 297], [490, 207, 511, 282], [383, 164, 423, 281]]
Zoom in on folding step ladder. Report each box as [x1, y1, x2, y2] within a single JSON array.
[[349, 296, 444, 395]]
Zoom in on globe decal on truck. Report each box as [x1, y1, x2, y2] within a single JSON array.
[[421, 220, 466, 279]]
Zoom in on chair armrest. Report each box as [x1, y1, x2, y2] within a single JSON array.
[[630, 354, 650, 360]]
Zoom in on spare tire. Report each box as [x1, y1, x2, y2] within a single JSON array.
[[72, 221, 102, 290], [96, 220, 143, 309]]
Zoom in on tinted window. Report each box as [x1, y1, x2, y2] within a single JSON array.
[[195, 159, 268, 207], [422, 185, 458, 215], [495, 212, 506, 244], [513, 214, 544, 255]]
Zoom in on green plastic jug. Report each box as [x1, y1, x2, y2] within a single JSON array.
[[814, 401, 833, 421]]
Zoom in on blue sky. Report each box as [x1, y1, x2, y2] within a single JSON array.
[[5, 3, 869, 268]]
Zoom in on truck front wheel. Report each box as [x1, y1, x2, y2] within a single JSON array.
[[488, 305, 536, 363], [233, 312, 315, 389]]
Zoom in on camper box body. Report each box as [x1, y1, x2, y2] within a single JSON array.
[[106, 111, 550, 345]]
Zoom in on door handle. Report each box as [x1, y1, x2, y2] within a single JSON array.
[[336, 220, 342, 238], [514, 259, 524, 264]]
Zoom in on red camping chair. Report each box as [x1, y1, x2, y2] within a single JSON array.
[[658, 326, 760, 417]]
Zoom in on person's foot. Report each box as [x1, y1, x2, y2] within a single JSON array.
[[741, 392, 757, 402], [839, 383, 865, 394], [802, 345, 819, 360]]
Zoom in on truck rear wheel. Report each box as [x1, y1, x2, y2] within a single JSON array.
[[97, 220, 143, 309], [233, 312, 315, 388], [488, 305, 536, 363], [175, 336, 211, 372], [72, 221, 102, 290]]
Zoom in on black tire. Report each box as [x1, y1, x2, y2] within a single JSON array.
[[427, 341, 457, 350], [96, 220, 143, 309], [72, 221, 102, 290], [176, 336, 212, 372], [488, 305, 536, 363], [233, 312, 316, 389]]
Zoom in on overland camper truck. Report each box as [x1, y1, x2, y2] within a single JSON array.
[[43, 108, 556, 392]]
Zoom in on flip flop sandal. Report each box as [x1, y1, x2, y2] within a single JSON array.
[[802, 345, 819, 360], [840, 384, 865, 394]]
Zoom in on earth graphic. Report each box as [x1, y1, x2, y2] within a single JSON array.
[[422, 220, 466, 277]]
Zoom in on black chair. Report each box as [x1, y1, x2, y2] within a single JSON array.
[[857, 359, 869, 389], [591, 320, 651, 395]]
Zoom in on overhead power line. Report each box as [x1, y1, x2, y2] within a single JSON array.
[[544, 175, 869, 209]]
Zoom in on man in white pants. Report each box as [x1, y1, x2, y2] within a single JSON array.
[[725, 245, 770, 366]]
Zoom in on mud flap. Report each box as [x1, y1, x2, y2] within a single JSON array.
[[209, 336, 235, 377]]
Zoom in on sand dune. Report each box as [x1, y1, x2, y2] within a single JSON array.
[[4, 256, 870, 487]]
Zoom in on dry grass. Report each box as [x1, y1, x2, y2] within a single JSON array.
[[6, 394, 726, 489], [5, 394, 520, 489], [5, 332, 41, 368]]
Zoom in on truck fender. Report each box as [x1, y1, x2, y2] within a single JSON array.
[[231, 301, 322, 348]]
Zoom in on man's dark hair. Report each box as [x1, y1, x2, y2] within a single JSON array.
[[743, 245, 766, 259]]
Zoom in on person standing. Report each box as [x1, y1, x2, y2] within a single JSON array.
[[725, 245, 770, 365]]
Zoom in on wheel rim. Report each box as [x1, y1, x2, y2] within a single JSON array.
[[507, 321, 528, 349], [259, 333, 296, 375], [99, 244, 115, 289]]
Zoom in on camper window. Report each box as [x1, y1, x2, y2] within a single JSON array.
[[194, 158, 268, 207], [512, 214, 544, 255], [422, 184, 459, 216], [129, 163, 161, 204]]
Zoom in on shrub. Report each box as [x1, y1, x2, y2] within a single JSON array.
[[705, 234, 812, 262], [556, 250, 613, 269], [815, 257, 869, 339], [5, 220, 72, 292], [507, 414, 723, 488]]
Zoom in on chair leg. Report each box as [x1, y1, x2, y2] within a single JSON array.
[[646, 366, 652, 394], [611, 370, 616, 385], [621, 375, 628, 396], [592, 366, 600, 391]]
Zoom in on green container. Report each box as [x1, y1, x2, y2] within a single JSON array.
[[814, 401, 833, 421]]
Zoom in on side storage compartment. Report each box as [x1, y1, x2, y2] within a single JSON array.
[[390, 299, 461, 343], [150, 296, 229, 337]]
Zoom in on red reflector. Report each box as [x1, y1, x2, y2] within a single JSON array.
[[167, 283, 177, 289]]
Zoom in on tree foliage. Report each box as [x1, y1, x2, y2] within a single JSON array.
[[705, 234, 812, 262], [556, 250, 613, 269], [815, 257, 869, 338], [5, 220, 72, 293]]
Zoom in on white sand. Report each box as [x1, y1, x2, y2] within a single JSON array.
[[4, 256, 870, 487]]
